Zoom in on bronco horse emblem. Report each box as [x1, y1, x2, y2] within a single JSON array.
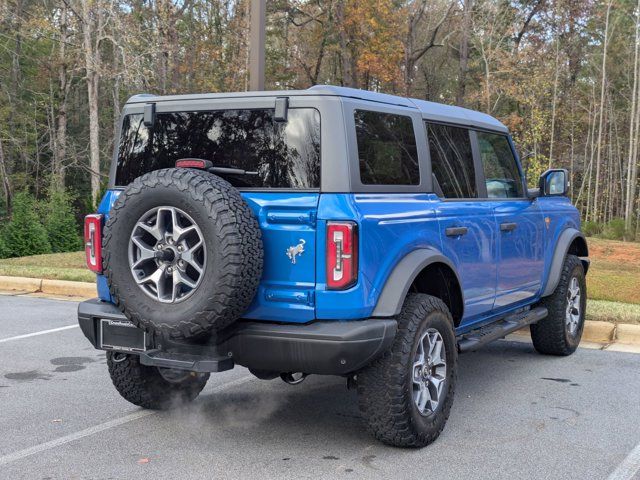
[[286, 239, 306, 264]]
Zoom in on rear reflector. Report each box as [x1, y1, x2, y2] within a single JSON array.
[[175, 158, 213, 170], [84, 214, 103, 273], [326, 221, 358, 290]]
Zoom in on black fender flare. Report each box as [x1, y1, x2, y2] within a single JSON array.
[[371, 248, 463, 317], [541, 228, 589, 297]]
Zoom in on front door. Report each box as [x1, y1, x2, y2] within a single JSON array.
[[474, 131, 545, 308]]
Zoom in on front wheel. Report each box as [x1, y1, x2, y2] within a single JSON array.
[[530, 254, 586, 356], [106, 352, 209, 409], [357, 294, 457, 448]]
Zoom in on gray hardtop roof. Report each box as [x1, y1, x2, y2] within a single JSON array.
[[126, 85, 508, 133]]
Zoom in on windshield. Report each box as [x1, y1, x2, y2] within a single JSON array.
[[115, 108, 321, 189]]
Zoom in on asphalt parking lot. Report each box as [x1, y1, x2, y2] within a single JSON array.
[[1, 294, 640, 480]]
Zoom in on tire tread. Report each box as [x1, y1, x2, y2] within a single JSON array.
[[357, 293, 457, 448], [106, 352, 209, 409], [530, 254, 585, 356]]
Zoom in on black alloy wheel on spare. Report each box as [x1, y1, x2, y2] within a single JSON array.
[[102, 168, 263, 340]]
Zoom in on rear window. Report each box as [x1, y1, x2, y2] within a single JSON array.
[[115, 108, 320, 188], [354, 110, 419, 185]]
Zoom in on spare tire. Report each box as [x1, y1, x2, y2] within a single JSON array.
[[103, 168, 263, 340]]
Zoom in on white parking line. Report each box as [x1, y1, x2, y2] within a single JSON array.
[[0, 324, 79, 343], [0, 375, 253, 467], [0, 410, 154, 467], [607, 442, 640, 480]]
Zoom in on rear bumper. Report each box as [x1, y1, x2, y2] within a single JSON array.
[[78, 299, 397, 375]]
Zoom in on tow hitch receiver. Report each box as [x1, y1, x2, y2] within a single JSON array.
[[139, 348, 234, 373]]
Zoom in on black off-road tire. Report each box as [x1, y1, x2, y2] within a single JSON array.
[[530, 254, 586, 356], [106, 352, 209, 409], [357, 294, 457, 448], [103, 168, 263, 340]]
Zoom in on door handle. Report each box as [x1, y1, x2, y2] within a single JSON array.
[[500, 222, 517, 232], [445, 226, 468, 237]]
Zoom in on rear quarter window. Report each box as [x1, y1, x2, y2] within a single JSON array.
[[354, 110, 419, 185], [115, 108, 320, 189]]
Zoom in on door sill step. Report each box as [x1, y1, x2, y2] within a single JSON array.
[[457, 307, 548, 352]]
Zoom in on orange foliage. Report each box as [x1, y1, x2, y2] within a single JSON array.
[[344, 0, 406, 88]]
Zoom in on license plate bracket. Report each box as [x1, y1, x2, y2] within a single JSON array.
[[100, 319, 146, 353]]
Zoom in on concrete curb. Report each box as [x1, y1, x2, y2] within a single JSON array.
[[0, 275, 96, 298], [0, 275, 639, 347], [511, 319, 640, 346], [472, 316, 640, 348], [0, 276, 42, 292], [617, 323, 640, 345], [583, 320, 616, 343]]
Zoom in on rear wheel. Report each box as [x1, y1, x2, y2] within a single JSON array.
[[106, 352, 209, 409], [357, 294, 457, 448], [530, 254, 586, 356]]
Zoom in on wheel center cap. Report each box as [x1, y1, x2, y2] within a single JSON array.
[[155, 247, 176, 263], [164, 248, 176, 262]]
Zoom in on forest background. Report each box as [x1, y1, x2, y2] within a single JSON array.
[[0, 0, 639, 257]]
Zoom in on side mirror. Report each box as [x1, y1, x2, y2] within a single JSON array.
[[539, 169, 569, 196]]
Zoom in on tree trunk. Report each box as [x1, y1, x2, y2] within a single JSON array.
[[456, 0, 472, 106], [335, 1, 355, 87], [403, 10, 416, 97], [548, 18, 560, 168], [593, 0, 612, 222], [569, 97, 575, 200], [0, 136, 12, 218], [626, 0, 640, 229], [53, 3, 70, 189], [81, 0, 102, 207], [9, 0, 23, 127], [112, 41, 121, 139]]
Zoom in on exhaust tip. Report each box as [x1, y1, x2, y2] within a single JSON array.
[[280, 372, 308, 385]]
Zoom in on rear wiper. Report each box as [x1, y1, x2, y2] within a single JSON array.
[[208, 166, 259, 176]]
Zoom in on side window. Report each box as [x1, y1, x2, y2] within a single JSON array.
[[477, 132, 524, 198], [355, 110, 419, 185], [426, 123, 476, 198]]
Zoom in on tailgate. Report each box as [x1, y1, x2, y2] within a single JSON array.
[[241, 192, 319, 323]]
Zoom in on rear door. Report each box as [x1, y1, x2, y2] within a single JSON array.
[[427, 122, 498, 325], [474, 131, 544, 308]]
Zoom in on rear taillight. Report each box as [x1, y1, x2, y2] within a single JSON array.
[[84, 214, 103, 273], [326, 221, 358, 290]]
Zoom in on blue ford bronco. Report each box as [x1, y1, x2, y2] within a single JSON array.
[[78, 86, 589, 448]]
